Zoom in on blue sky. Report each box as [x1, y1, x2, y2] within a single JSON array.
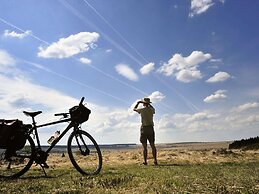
[[0, 0, 258, 144]]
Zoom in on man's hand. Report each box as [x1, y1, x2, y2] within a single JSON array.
[[134, 101, 142, 111]]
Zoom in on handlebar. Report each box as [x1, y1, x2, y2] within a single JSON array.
[[79, 97, 85, 106], [54, 113, 69, 118], [54, 97, 85, 118]]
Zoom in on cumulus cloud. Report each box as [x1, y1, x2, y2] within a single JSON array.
[[206, 71, 231, 83], [140, 62, 155, 75], [236, 102, 259, 112], [0, 51, 78, 122], [1, 50, 258, 143], [0, 50, 137, 143], [0, 49, 16, 66], [148, 91, 166, 103], [189, 0, 214, 17], [0, 49, 16, 73], [0, 75, 77, 112], [79, 57, 92, 65], [204, 89, 227, 103], [3, 30, 31, 39], [130, 91, 165, 114], [115, 64, 139, 81], [157, 104, 259, 142], [38, 32, 99, 58], [189, 0, 225, 17], [186, 112, 219, 122], [156, 111, 221, 133], [175, 69, 202, 83], [158, 51, 212, 82]]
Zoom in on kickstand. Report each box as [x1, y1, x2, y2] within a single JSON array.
[[39, 163, 49, 177]]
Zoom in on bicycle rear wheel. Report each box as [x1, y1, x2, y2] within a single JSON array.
[[0, 135, 35, 178], [67, 130, 102, 175]]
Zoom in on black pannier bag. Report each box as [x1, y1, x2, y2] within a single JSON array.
[[0, 119, 30, 151], [69, 104, 91, 124]]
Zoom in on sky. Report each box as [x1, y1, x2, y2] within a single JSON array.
[[0, 0, 259, 144]]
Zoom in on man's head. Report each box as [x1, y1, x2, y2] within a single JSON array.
[[142, 98, 151, 106]]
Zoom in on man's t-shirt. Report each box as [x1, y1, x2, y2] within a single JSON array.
[[136, 106, 155, 126]]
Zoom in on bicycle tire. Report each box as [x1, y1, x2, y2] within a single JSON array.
[[67, 130, 102, 175], [0, 135, 35, 178]]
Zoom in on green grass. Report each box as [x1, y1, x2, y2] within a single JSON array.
[[1, 161, 258, 194]]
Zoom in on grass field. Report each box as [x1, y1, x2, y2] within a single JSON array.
[[1, 142, 259, 193]]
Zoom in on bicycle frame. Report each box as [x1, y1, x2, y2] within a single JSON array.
[[27, 117, 78, 154], [0, 97, 102, 178]]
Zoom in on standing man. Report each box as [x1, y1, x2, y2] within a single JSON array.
[[134, 98, 158, 165]]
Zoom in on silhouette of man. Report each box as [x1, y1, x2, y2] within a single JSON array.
[[134, 98, 158, 165]]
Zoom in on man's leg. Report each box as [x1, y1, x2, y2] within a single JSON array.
[[142, 142, 148, 165], [150, 142, 157, 165]]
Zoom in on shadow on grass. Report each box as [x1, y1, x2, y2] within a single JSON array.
[[20, 175, 55, 180], [19, 170, 68, 180], [156, 163, 189, 167], [133, 162, 193, 167], [0, 175, 56, 181]]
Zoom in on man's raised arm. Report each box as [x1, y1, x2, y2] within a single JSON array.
[[133, 101, 142, 112]]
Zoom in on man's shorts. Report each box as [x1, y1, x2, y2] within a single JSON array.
[[140, 125, 155, 144]]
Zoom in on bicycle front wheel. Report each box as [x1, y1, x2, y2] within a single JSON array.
[[0, 135, 35, 178], [67, 130, 102, 175]]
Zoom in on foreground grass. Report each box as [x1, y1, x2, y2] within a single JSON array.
[[1, 148, 259, 193]]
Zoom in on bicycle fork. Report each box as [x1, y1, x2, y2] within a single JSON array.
[[75, 133, 90, 156]]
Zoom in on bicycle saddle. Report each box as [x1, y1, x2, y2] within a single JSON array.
[[23, 111, 42, 117]]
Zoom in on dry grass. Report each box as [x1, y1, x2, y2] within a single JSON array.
[[1, 142, 258, 193], [45, 142, 259, 167]]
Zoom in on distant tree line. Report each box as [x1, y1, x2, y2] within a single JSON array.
[[229, 136, 259, 149]]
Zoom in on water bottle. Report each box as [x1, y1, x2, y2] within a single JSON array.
[[47, 130, 60, 145]]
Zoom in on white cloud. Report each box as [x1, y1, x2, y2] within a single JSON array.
[[206, 71, 231, 83], [189, 0, 225, 17], [158, 51, 212, 82], [140, 62, 155, 75], [148, 91, 165, 103], [38, 32, 99, 58], [115, 64, 139, 81], [236, 102, 259, 112], [3, 30, 31, 39], [189, 0, 214, 17], [204, 89, 227, 103], [157, 105, 259, 142], [130, 91, 166, 113], [0, 49, 16, 73], [79, 57, 92, 65], [0, 51, 139, 143], [1, 50, 258, 143], [156, 111, 220, 133], [210, 58, 222, 63], [176, 69, 202, 83], [185, 51, 212, 66], [0, 49, 15, 66], [0, 75, 77, 112], [106, 49, 112, 53]]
